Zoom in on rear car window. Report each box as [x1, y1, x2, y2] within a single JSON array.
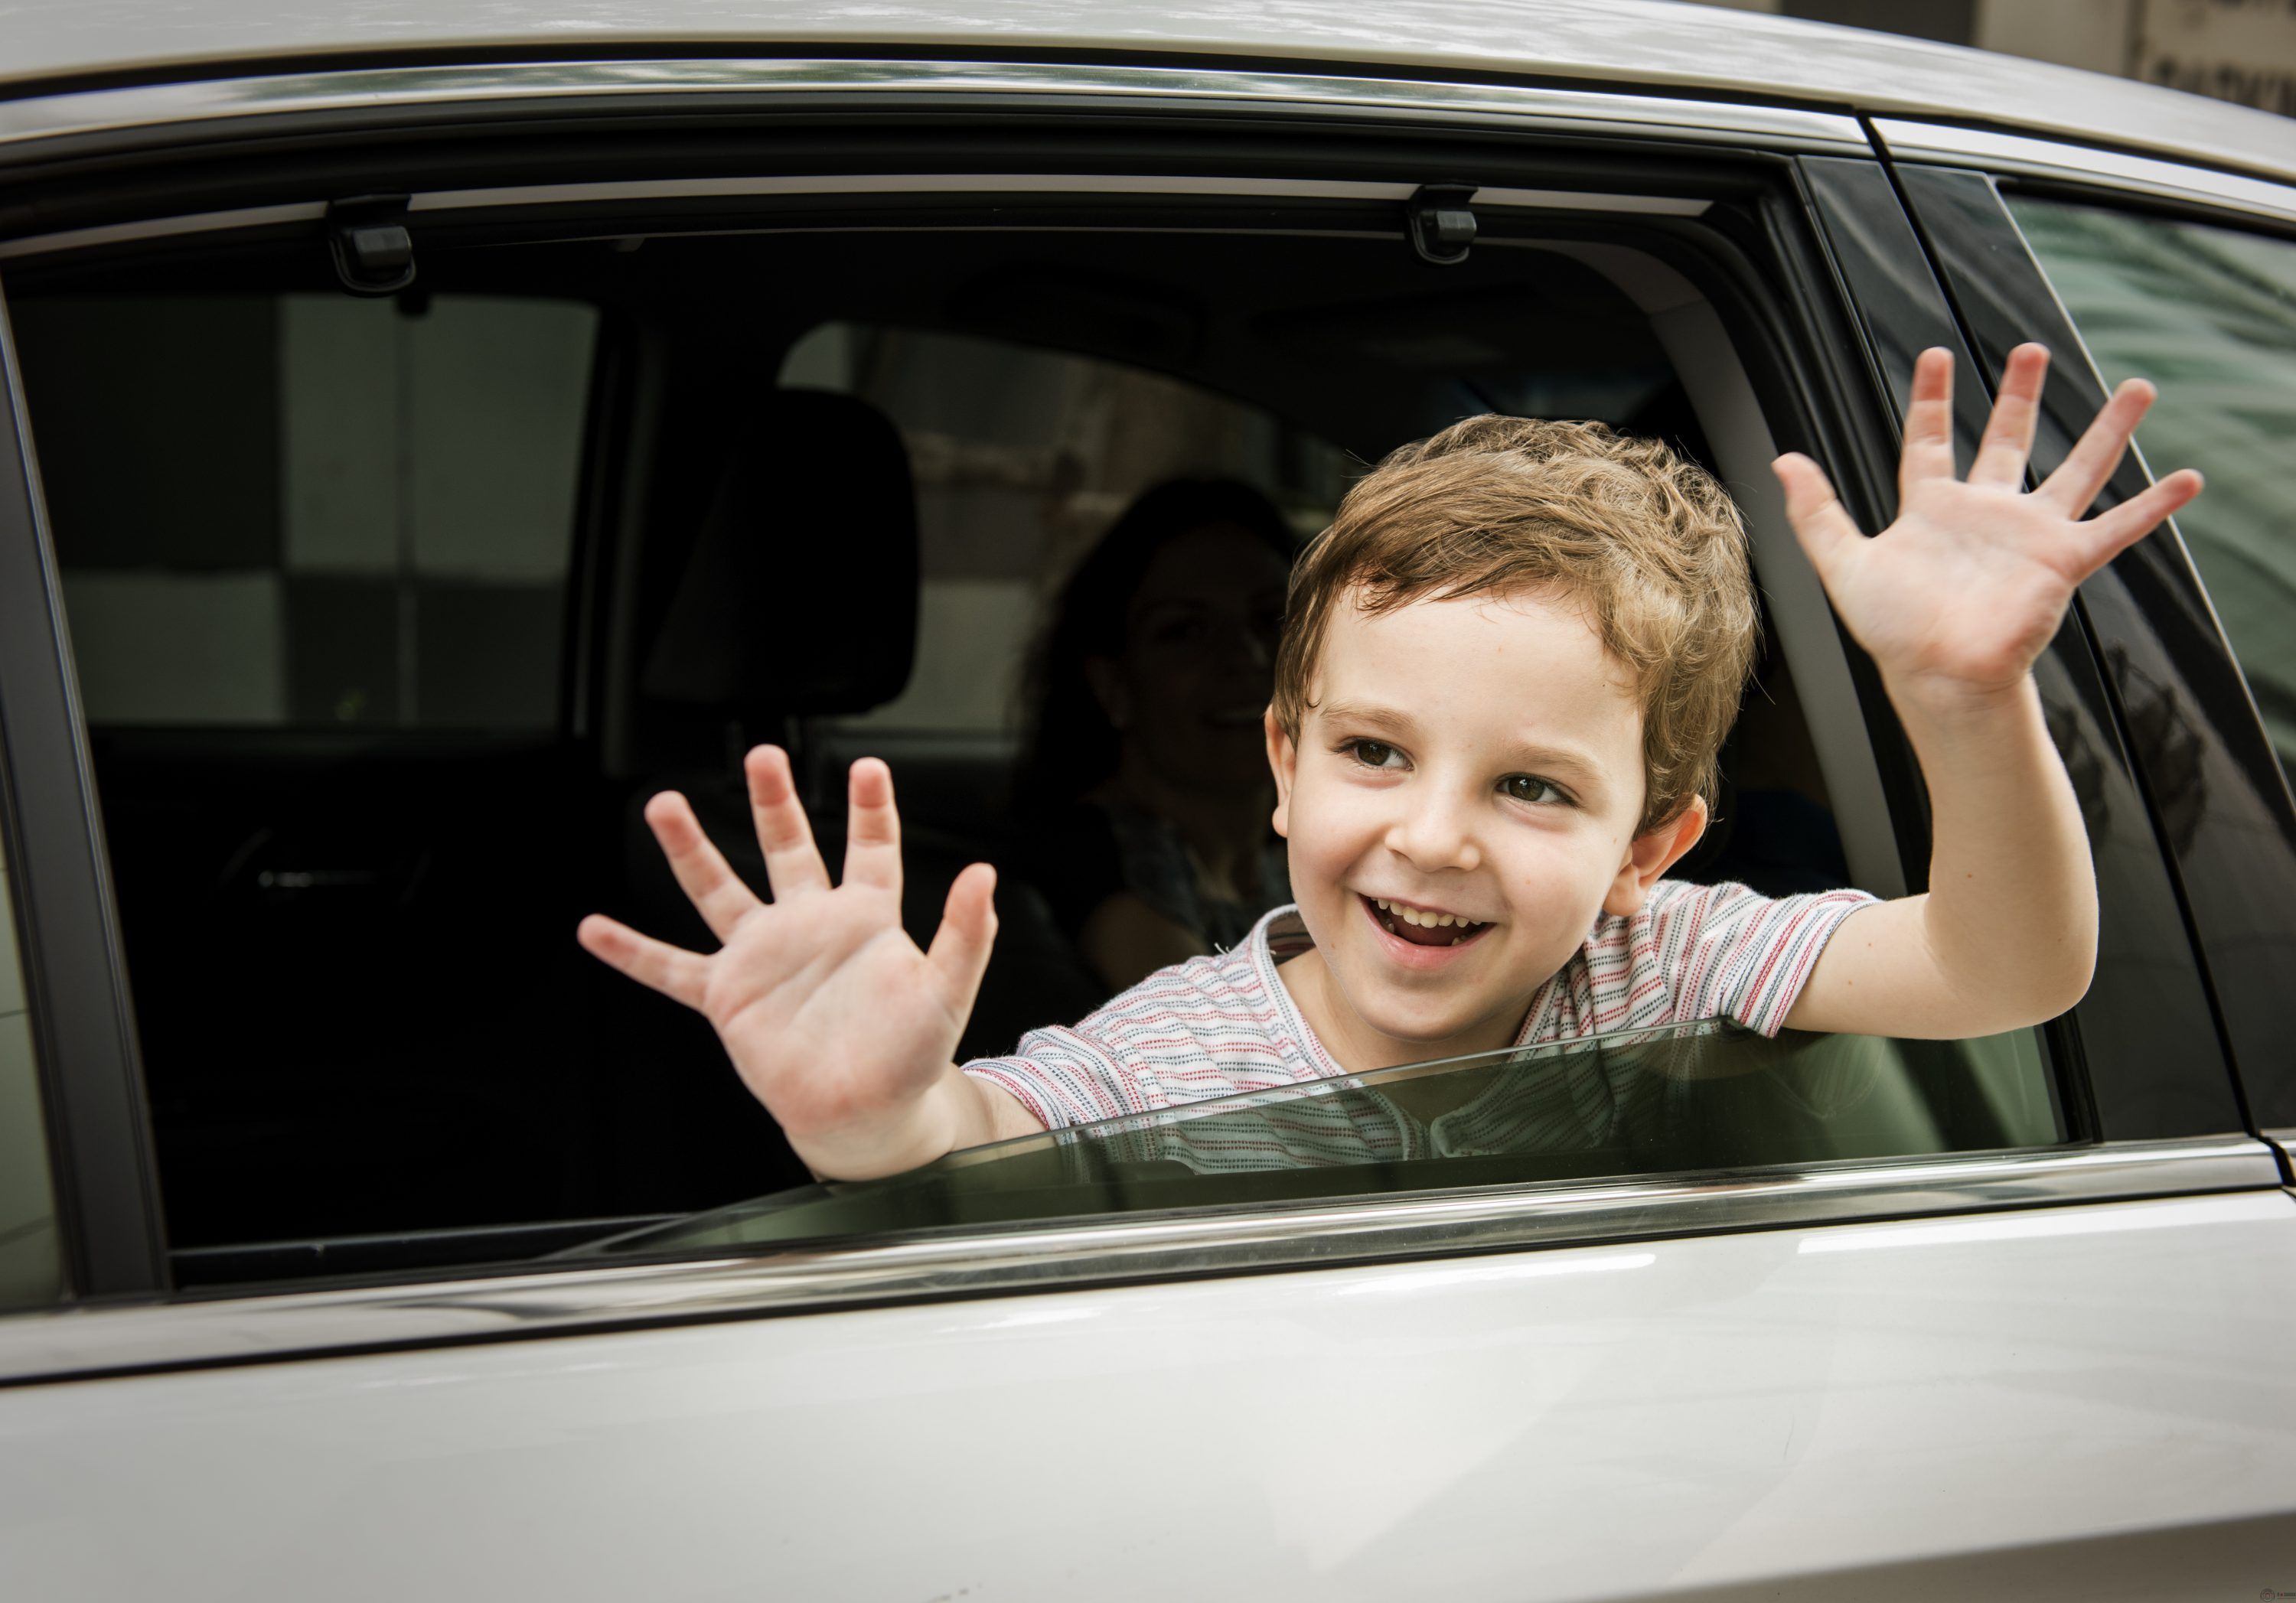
[[11, 293, 595, 730], [2004, 198, 2296, 790]]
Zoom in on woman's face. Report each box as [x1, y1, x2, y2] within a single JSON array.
[[1092, 523, 1291, 797]]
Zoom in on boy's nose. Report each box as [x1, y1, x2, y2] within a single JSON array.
[[1384, 796, 1482, 874]]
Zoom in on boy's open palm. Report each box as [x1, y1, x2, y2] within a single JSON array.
[[577, 748, 1001, 1177], [1773, 344, 2203, 706]]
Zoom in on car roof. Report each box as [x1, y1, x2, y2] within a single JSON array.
[[4, 0, 2294, 184]]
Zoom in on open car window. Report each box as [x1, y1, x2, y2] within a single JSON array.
[[580, 1021, 2062, 1259], [0, 165, 2073, 1293]]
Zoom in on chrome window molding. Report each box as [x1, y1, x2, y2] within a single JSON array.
[[0, 57, 1871, 159], [1875, 120, 2296, 230], [0, 174, 1710, 264], [0, 1135, 2275, 1389], [409, 174, 1715, 216], [0, 200, 321, 262]]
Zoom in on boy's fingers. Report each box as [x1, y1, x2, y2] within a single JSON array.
[[2037, 377, 2154, 516], [1899, 347, 1958, 493], [842, 757, 904, 895], [643, 790, 762, 943], [1968, 343, 2048, 488], [576, 914, 709, 1011], [1773, 453, 1862, 577], [2076, 468, 2203, 574], [744, 745, 832, 899], [925, 862, 998, 1016]]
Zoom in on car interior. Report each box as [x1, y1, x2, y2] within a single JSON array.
[[2, 183, 2063, 1289]]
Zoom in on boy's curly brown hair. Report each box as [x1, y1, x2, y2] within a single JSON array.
[[1271, 415, 1759, 834]]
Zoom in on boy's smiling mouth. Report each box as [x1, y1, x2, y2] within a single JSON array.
[[1360, 894, 1493, 952]]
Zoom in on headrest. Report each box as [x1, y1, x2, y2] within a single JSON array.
[[641, 389, 919, 715]]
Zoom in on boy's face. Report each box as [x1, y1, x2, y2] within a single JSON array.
[[1266, 587, 1707, 1067]]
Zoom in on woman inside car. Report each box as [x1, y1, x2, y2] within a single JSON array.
[[1016, 477, 1300, 992]]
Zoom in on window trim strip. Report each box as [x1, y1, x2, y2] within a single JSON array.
[[1874, 120, 2296, 228], [0, 174, 1712, 264], [0, 1135, 2275, 1389], [0, 57, 1871, 159]]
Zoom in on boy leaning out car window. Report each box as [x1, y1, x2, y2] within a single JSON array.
[[579, 344, 2202, 1181]]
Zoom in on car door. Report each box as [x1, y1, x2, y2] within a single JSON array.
[[2, 52, 2293, 1603]]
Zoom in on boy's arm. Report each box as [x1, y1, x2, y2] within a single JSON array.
[[1774, 344, 2202, 1038], [576, 745, 1046, 1179]]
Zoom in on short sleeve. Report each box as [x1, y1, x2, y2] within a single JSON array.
[[1648, 880, 1877, 1036], [962, 926, 1317, 1135], [964, 1024, 1146, 1132]]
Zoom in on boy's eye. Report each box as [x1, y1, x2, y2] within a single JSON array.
[[1500, 774, 1569, 806], [1342, 739, 1404, 770]]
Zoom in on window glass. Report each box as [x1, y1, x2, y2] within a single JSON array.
[[2007, 198, 2296, 786], [11, 294, 596, 729], [0, 852, 63, 1311], [780, 323, 1350, 736], [585, 1021, 2061, 1259]]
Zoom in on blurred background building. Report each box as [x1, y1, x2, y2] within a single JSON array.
[[1694, 0, 2294, 118]]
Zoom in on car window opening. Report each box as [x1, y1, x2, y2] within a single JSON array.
[[2, 199, 2067, 1292]]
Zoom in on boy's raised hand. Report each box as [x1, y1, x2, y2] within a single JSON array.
[[1773, 344, 2202, 709], [577, 747, 1009, 1180]]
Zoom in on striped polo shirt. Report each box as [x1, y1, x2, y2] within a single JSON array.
[[964, 878, 1875, 1147]]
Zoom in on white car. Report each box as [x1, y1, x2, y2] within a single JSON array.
[[1, 3, 2293, 1598]]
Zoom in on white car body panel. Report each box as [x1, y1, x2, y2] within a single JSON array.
[[0, 0, 2292, 181], [6, 1191, 2294, 1601], [1, 8, 2290, 1596]]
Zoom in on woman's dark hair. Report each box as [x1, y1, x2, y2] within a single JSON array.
[[1016, 477, 1300, 817]]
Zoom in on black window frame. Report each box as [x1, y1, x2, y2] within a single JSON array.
[[0, 285, 168, 1299]]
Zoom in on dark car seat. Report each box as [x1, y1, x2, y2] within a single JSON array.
[[619, 392, 1105, 1179]]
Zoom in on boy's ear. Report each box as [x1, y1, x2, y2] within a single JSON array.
[[1083, 656, 1130, 731], [1264, 708, 1296, 839], [1603, 797, 1709, 918]]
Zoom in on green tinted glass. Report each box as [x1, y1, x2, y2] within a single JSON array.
[[2007, 197, 2296, 785], [584, 1021, 2061, 1259]]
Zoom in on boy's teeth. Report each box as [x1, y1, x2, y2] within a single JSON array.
[[1375, 897, 1474, 930]]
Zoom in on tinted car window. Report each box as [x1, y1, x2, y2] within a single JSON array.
[[13, 293, 595, 729], [5, 285, 607, 1258], [2006, 199, 2296, 789], [588, 1021, 2060, 1257]]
